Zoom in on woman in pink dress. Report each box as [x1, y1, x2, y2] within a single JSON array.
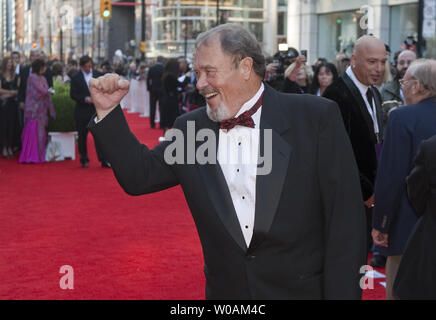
[[19, 59, 56, 163]]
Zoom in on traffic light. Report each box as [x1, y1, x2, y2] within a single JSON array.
[[100, 0, 112, 19], [140, 41, 146, 53]]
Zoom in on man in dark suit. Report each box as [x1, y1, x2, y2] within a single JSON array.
[[372, 59, 436, 299], [70, 55, 108, 168], [380, 50, 417, 125], [323, 35, 386, 255], [88, 24, 366, 299], [146, 56, 165, 128], [394, 134, 436, 300]]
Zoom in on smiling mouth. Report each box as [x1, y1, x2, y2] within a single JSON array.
[[204, 92, 219, 100]]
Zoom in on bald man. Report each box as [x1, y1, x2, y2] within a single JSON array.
[[380, 50, 417, 124], [323, 35, 387, 253]]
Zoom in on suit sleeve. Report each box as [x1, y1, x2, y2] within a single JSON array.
[[317, 100, 367, 299], [17, 69, 27, 103], [372, 110, 412, 233], [146, 68, 152, 90], [70, 76, 87, 105], [89, 106, 179, 195], [45, 68, 53, 88], [406, 141, 430, 216]]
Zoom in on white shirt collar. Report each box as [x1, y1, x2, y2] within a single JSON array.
[[82, 68, 93, 77], [346, 66, 369, 96], [234, 82, 264, 118]]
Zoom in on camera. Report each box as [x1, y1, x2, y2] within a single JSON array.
[[270, 47, 300, 80]]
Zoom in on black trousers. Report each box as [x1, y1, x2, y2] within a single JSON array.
[[75, 108, 104, 164], [149, 89, 161, 128]]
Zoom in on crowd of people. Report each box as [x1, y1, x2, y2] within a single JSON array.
[[1, 24, 435, 299]]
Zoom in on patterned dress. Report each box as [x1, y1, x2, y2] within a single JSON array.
[[19, 73, 55, 163]]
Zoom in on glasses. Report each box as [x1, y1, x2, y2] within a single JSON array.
[[399, 78, 416, 88]]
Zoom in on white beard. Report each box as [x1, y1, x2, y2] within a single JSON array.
[[206, 101, 232, 122]]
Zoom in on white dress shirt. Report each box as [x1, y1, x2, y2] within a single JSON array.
[[82, 69, 93, 90], [346, 66, 379, 135], [217, 83, 264, 247]]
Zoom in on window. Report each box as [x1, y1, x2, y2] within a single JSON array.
[[318, 10, 365, 61], [389, 4, 418, 58]]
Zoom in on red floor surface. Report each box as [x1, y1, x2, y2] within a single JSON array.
[[0, 110, 385, 300]]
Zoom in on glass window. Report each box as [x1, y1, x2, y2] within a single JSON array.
[[160, 0, 179, 6], [156, 20, 178, 41], [389, 4, 419, 58], [221, 0, 263, 9], [180, 8, 202, 17], [156, 8, 178, 18], [318, 10, 365, 61]]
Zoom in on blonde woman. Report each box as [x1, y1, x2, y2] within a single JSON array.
[[281, 55, 312, 94]]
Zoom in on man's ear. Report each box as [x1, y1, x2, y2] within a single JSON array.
[[240, 57, 254, 80], [350, 54, 356, 69]]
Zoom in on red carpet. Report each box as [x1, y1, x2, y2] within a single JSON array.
[[0, 110, 384, 300]]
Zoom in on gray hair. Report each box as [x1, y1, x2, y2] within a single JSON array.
[[195, 23, 266, 78], [410, 59, 436, 97]]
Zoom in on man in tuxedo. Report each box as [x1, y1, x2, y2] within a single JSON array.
[[89, 24, 366, 299], [372, 59, 436, 299], [146, 56, 165, 128], [323, 35, 386, 254], [70, 55, 109, 168]]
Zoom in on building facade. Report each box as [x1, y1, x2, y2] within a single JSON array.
[[136, 0, 283, 59], [287, 0, 433, 63], [2, 0, 434, 64]]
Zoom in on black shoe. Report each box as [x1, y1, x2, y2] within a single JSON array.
[[81, 162, 89, 168], [370, 255, 386, 268], [101, 161, 111, 168]]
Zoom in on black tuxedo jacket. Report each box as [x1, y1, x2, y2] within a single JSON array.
[[89, 84, 367, 299], [323, 72, 383, 201], [70, 69, 102, 122], [146, 62, 164, 92], [18, 65, 53, 103]]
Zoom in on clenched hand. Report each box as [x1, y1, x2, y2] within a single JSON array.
[[89, 73, 130, 121]]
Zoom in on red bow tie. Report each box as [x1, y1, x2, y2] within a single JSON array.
[[220, 92, 264, 130]]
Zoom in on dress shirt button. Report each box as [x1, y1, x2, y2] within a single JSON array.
[[237, 169, 240, 172], [245, 225, 249, 229], [242, 196, 245, 200], [238, 142, 241, 146]]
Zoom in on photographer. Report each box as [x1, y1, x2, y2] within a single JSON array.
[[281, 53, 312, 94], [264, 48, 299, 90]]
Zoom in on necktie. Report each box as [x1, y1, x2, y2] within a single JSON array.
[[366, 87, 374, 108], [220, 92, 264, 130], [366, 87, 381, 143]]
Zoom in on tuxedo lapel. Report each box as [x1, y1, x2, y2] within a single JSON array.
[[197, 85, 292, 252], [249, 85, 292, 251], [196, 115, 248, 252], [79, 71, 91, 96], [342, 73, 377, 143]]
